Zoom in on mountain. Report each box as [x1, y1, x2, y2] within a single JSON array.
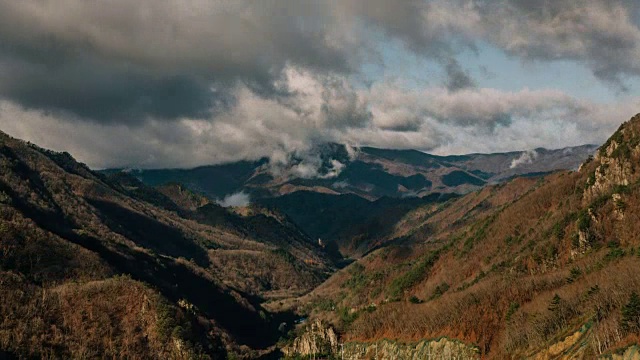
[[257, 191, 457, 257], [0, 132, 334, 358], [2, 112, 638, 359], [278, 114, 640, 359], [119, 143, 598, 201], [116, 144, 597, 258]]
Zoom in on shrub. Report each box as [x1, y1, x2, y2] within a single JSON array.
[[429, 282, 450, 300], [314, 298, 336, 312], [566, 267, 582, 283], [505, 302, 519, 321], [577, 210, 591, 232], [387, 250, 440, 298], [337, 306, 359, 327], [548, 294, 562, 312], [605, 242, 625, 261]]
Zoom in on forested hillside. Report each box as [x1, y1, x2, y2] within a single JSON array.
[[0, 131, 333, 358], [282, 114, 640, 359]]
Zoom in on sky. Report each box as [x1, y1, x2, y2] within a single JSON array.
[[1, 0, 640, 171]]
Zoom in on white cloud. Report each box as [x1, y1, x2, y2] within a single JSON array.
[[510, 150, 539, 169], [2, 80, 639, 172], [0, 0, 639, 172], [216, 191, 251, 208], [332, 180, 350, 189]]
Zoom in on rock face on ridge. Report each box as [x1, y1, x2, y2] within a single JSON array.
[[583, 114, 640, 205], [341, 338, 480, 360], [281, 320, 480, 359], [282, 319, 339, 357]]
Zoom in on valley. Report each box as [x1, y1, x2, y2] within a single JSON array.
[[2, 1, 639, 359], [1, 114, 640, 359]]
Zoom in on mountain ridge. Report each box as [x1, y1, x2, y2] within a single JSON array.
[[112, 143, 598, 201], [0, 129, 335, 358], [274, 113, 640, 359], [1, 113, 638, 358]]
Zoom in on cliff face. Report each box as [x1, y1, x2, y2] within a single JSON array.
[[282, 319, 338, 357], [583, 114, 640, 206], [283, 320, 479, 359], [341, 338, 479, 360], [575, 113, 640, 255], [609, 345, 640, 360]]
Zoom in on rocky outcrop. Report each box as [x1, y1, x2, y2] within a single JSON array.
[[607, 345, 640, 360], [612, 193, 626, 220], [582, 115, 640, 206], [340, 338, 480, 360], [282, 319, 338, 357], [282, 322, 479, 359], [583, 140, 636, 205], [532, 326, 589, 360]]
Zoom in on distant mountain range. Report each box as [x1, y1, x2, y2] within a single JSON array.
[[115, 143, 598, 201]]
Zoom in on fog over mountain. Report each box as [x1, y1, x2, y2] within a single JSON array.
[[0, 1, 639, 172], [124, 143, 599, 201]]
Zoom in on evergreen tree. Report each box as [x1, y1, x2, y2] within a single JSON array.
[[621, 292, 640, 333], [548, 294, 562, 312]]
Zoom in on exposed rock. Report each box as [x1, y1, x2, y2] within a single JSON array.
[[571, 208, 597, 258], [340, 338, 480, 360], [583, 140, 634, 205], [612, 193, 626, 220], [282, 319, 338, 357], [582, 115, 640, 205], [533, 329, 586, 360], [608, 345, 640, 360]]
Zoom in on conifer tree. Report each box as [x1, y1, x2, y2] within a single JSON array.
[[548, 294, 562, 312], [621, 292, 640, 333]]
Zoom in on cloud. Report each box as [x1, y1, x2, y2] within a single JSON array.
[[288, 160, 344, 179], [510, 150, 539, 169], [216, 191, 251, 208], [345, 144, 360, 161], [2, 81, 639, 171], [467, 0, 640, 90], [0, 1, 361, 122], [443, 58, 477, 92], [332, 180, 350, 189], [355, 0, 640, 91], [4, 0, 638, 124], [347, 83, 640, 155], [0, 0, 639, 171], [367, 83, 583, 131]]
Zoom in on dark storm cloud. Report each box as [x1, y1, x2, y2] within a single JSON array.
[[2, 0, 639, 123], [0, 0, 639, 170], [341, 0, 453, 55], [443, 58, 477, 92], [0, 52, 222, 122], [0, 1, 357, 122]]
